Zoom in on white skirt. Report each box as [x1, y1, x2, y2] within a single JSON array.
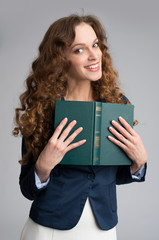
[[20, 198, 117, 240]]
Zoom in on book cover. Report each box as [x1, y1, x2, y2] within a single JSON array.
[[54, 100, 134, 165]]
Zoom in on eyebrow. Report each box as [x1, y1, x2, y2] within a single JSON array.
[[71, 38, 98, 49]]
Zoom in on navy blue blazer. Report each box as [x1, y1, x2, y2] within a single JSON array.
[[19, 97, 146, 230]]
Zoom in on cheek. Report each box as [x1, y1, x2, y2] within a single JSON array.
[[98, 49, 102, 59], [70, 57, 84, 69], [68, 60, 82, 75]]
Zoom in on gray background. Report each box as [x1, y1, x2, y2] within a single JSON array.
[[0, 0, 158, 239]]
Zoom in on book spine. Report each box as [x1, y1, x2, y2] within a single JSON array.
[[93, 102, 102, 165]]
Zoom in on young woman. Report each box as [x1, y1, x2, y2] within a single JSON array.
[[13, 14, 148, 240]]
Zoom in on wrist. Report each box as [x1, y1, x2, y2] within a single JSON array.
[[35, 160, 51, 183], [131, 162, 143, 175]]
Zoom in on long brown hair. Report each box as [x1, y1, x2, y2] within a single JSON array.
[[13, 14, 130, 165]]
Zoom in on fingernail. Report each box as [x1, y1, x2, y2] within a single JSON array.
[[64, 117, 68, 121], [80, 127, 83, 130], [74, 120, 77, 123]]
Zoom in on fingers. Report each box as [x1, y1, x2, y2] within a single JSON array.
[[65, 139, 86, 153], [53, 117, 68, 140], [118, 116, 136, 136], [109, 126, 129, 145], [108, 116, 138, 152], [108, 135, 127, 151], [64, 126, 84, 146], [59, 120, 78, 142], [52, 118, 85, 148], [108, 116, 134, 149], [109, 116, 136, 141]]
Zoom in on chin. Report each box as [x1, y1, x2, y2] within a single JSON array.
[[91, 73, 102, 82], [91, 77, 101, 82]]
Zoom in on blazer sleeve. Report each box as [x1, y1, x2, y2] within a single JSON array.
[[116, 164, 147, 185], [116, 95, 147, 184], [19, 138, 47, 200]]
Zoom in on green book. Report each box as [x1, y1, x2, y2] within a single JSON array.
[[54, 100, 134, 166]]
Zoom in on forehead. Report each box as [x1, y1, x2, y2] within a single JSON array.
[[73, 23, 97, 44]]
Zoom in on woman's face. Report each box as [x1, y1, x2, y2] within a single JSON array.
[[65, 23, 102, 83]]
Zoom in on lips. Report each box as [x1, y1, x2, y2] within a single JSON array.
[[85, 63, 99, 69], [85, 62, 100, 71]]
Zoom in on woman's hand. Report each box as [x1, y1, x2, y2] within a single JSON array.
[[108, 116, 148, 174], [35, 117, 86, 182]]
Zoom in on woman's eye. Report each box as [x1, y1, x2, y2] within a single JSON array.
[[74, 48, 83, 54], [93, 42, 99, 48]]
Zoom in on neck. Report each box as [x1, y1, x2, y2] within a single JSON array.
[[64, 80, 95, 102]]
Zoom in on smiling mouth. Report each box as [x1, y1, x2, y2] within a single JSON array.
[[85, 63, 100, 71]]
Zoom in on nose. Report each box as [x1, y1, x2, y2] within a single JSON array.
[[88, 48, 98, 60]]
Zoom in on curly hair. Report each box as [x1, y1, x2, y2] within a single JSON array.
[[13, 14, 130, 165]]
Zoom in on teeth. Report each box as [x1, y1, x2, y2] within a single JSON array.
[[87, 64, 99, 69]]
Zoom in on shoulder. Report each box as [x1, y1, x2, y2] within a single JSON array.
[[100, 95, 131, 104], [121, 95, 130, 104]]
